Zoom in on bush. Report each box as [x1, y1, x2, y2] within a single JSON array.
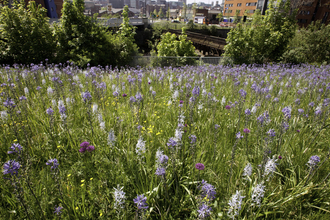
[[153, 28, 197, 66], [281, 21, 330, 65], [54, 0, 119, 67], [0, 1, 56, 64], [223, 0, 297, 64]]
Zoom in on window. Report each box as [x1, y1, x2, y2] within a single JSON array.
[[237, 3, 242, 6], [246, 2, 257, 6], [298, 19, 307, 23], [249, 10, 255, 13]]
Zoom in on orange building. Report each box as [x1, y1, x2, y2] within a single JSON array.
[[222, 0, 330, 26]]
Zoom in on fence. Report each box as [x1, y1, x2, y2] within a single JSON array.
[[130, 56, 232, 67]]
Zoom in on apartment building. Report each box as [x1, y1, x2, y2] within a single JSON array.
[[222, 0, 330, 26], [223, 0, 259, 19]]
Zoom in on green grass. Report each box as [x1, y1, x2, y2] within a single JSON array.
[[0, 64, 330, 219]]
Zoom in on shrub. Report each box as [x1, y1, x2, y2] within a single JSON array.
[[54, 0, 119, 67], [281, 21, 330, 65], [223, 0, 297, 64], [0, 1, 56, 64], [153, 28, 197, 66]]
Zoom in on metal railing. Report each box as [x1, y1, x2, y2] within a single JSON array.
[[130, 56, 232, 67]]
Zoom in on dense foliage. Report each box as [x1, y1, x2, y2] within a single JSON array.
[[223, 0, 297, 64], [1, 64, 330, 219], [0, 1, 138, 67], [281, 21, 330, 65], [151, 28, 197, 66], [0, 1, 56, 65]]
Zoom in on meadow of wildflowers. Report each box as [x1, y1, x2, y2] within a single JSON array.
[[1, 63, 330, 219]]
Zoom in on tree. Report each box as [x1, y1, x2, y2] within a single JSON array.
[[55, 0, 118, 67], [153, 9, 158, 19], [0, 0, 56, 64], [281, 21, 330, 64], [154, 27, 197, 66], [233, 10, 241, 24], [216, 13, 223, 24], [223, 0, 297, 64], [158, 8, 164, 19], [182, 3, 187, 20], [166, 7, 170, 19]]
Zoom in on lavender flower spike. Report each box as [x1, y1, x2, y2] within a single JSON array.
[[197, 203, 212, 219], [133, 194, 149, 210], [8, 143, 23, 154], [46, 158, 59, 170], [307, 155, 320, 170], [3, 160, 20, 176]]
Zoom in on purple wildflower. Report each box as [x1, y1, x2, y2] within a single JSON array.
[[195, 163, 205, 170], [215, 124, 220, 129], [238, 89, 247, 98], [298, 109, 304, 114], [243, 128, 250, 134], [309, 102, 315, 107], [3, 160, 20, 176], [282, 107, 292, 119], [3, 98, 15, 108], [267, 129, 276, 137], [155, 167, 166, 176], [167, 137, 177, 147], [86, 145, 95, 152], [8, 143, 23, 154], [46, 158, 59, 170], [130, 96, 136, 102], [19, 96, 27, 101], [46, 107, 54, 115], [122, 93, 127, 97], [225, 105, 231, 110], [135, 92, 143, 101], [199, 180, 216, 201], [192, 86, 200, 96], [197, 203, 212, 219], [236, 132, 243, 139], [189, 135, 197, 144], [307, 155, 320, 170], [54, 206, 63, 215], [245, 109, 251, 115], [79, 141, 90, 153], [315, 109, 322, 115], [82, 91, 92, 102], [133, 194, 149, 210]]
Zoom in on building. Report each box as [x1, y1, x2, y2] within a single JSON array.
[[222, 0, 330, 26], [295, 0, 330, 26]]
